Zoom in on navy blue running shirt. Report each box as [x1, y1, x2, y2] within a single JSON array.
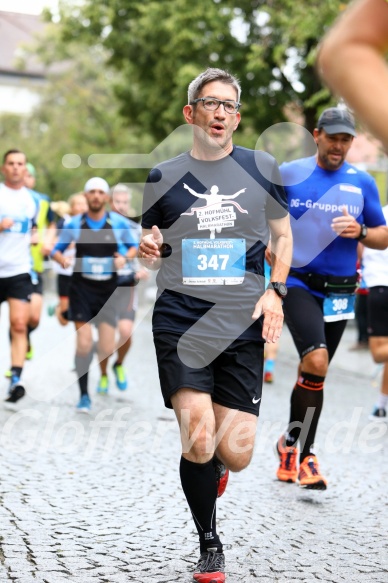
[[280, 156, 386, 292], [142, 146, 288, 341]]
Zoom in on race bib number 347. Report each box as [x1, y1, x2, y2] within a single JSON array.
[[182, 239, 246, 285]]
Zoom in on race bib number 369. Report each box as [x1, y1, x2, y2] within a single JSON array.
[[182, 239, 246, 285]]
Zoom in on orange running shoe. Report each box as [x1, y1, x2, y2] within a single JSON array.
[[298, 455, 327, 490], [275, 435, 298, 483], [264, 371, 274, 383]]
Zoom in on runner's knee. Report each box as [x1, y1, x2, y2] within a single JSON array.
[[28, 316, 40, 329], [77, 337, 93, 356], [10, 320, 28, 335], [220, 448, 253, 473], [180, 411, 216, 461], [301, 347, 328, 376]]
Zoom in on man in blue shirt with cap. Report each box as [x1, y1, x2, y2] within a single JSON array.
[[52, 177, 138, 412], [276, 107, 388, 489]]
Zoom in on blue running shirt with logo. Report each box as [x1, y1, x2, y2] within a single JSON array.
[[280, 156, 385, 292]]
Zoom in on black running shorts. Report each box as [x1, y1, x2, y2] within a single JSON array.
[[367, 286, 388, 336], [57, 274, 71, 298], [153, 331, 264, 415], [0, 273, 33, 304], [31, 273, 43, 295], [68, 279, 117, 327], [283, 286, 347, 361]]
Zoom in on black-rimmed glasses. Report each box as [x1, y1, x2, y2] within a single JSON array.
[[190, 97, 241, 114]]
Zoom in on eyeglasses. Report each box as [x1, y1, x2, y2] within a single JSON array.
[[190, 97, 241, 114]]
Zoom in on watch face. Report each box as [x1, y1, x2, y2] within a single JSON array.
[[271, 282, 287, 297]]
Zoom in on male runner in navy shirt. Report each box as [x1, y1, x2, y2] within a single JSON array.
[[139, 68, 292, 583], [52, 177, 138, 412]]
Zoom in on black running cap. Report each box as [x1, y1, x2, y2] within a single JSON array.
[[317, 107, 356, 137]]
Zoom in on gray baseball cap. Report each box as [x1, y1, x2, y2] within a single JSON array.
[[317, 107, 357, 137]]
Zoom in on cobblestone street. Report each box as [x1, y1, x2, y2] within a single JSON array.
[[0, 288, 387, 583]]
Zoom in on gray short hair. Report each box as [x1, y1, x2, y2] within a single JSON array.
[[187, 68, 241, 104], [111, 183, 132, 198]]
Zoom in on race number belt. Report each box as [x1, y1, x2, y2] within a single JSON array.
[[182, 238, 246, 285]]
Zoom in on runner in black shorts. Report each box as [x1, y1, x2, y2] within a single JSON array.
[[51, 177, 138, 412], [139, 68, 292, 583], [276, 108, 388, 490], [95, 183, 149, 393], [363, 204, 388, 421], [0, 149, 39, 404], [50, 193, 88, 326]]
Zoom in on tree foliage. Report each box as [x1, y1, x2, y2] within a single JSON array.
[[0, 44, 152, 203], [0, 0, 350, 198], [52, 0, 349, 144]]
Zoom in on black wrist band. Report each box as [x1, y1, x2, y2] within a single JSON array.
[[160, 243, 172, 258]]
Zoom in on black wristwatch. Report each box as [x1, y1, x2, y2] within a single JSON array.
[[357, 224, 368, 241], [267, 282, 288, 298]]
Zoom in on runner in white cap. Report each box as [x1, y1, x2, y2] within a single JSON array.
[[51, 177, 138, 412]]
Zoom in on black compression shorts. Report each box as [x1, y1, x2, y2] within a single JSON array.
[[283, 286, 347, 361]]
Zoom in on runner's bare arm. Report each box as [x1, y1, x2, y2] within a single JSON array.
[[318, 0, 388, 148], [267, 214, 293, 283], [51, 249, 72, 270], [331, 207, 388, 249], [252, 215, 292, 343]]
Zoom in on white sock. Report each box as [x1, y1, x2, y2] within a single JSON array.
[[377, 394, 388, 410]]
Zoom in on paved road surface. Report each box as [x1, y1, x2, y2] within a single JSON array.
[[0, 286, 386, 582]]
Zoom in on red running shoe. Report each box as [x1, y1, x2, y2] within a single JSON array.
[[193, 549, 225, 583]]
